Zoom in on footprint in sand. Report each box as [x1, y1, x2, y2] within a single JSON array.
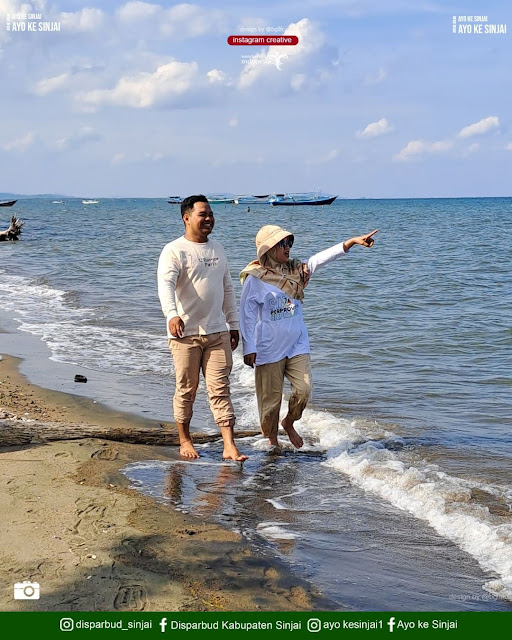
[[113, 584, 147, 611], [91, 446, 119, 461], [72, 501, 112, 539]]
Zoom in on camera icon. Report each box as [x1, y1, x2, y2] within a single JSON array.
[[307, 618, 322, 633], [14, 581, 40, 600], [60, 618, 74, 632]]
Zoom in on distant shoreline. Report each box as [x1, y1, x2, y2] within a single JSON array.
[[2, 194, 511, 201]]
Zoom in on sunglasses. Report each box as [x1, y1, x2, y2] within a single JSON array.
[[278, 237, 294, 249]]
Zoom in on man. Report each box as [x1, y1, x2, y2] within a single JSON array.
[[157, 195, 248, 461]]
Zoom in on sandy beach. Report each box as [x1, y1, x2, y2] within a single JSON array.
[[0, 353, 333, 612]]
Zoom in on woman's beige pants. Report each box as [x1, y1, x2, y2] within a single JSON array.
[[254, 353, 311, 438]]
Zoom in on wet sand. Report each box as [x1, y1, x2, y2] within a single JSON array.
[[0, 354, 334, 612]]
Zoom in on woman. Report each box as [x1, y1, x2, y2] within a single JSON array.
[[239, 224, 377, 451]]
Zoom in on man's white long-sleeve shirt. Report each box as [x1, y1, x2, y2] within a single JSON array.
[[157, 236, 239, 339], [239, 241, 347, 365]]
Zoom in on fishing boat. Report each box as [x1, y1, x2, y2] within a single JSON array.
[[0, 200, 17, 207], [167, 196, 182, 204], [82, 199, 99, 204], [269, 192, 338, 206], [206, 193, 235, 204], [234, 194, 271, 205]]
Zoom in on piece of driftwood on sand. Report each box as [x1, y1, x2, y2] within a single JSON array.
[[0, 418, 258, 447], [0, 215, 24, 241]]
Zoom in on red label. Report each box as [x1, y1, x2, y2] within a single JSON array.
[[227, 35, 299, 46]]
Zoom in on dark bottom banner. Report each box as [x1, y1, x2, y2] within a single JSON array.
[[0, 612, 509, 637]]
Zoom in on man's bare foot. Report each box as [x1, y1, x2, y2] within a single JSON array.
[[179, 440, 200, 459], [222, 444, 248, 462], [268, 443, 282, 455], [281, 418, 303, 449], [268, 437, 282, 455]]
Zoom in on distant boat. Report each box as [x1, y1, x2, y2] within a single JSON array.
[[167, 196, 182, 204], [52, 200, 64, 204], [82, 199, 99, 204], [269, 192, 338, 206], [207, 193, 235, 204], [0, 200, 17, 207], [235, 195, 271, 204]]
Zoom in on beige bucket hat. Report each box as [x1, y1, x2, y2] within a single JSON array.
[[255, 225, 294, 259]]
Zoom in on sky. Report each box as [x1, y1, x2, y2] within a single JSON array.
[[0, 0, 511, 198]]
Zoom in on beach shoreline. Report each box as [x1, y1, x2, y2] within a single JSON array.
[[0, 352, 335, 612]]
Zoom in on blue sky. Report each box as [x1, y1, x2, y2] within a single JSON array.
[[0, 0, 510, 197]]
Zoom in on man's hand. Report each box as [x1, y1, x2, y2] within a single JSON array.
[[344, 229, 378, 251], [169, 316, 185, 338], [244, 353, 256, 368], [230, 330, 239, 351]]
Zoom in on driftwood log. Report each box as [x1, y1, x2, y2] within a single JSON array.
[[0, 418, 258, 448], [0, 215, 24, 241]]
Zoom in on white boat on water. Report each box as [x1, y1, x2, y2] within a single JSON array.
[[206, 193, 235, 204], [234, 194, 271, 204], [52, 200, 64, 204], [167, 196, 182, 204], [82, 199, 100, 204]]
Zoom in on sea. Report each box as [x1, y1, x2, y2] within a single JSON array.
[[0, 197, 511, 611]]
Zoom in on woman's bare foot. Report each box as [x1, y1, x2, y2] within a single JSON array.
[[281, 417, 304, 449], [222, 444, 248, 462], [179, 440, 200, 459]]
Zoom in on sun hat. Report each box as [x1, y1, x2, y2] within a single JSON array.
[[255, 225, 294, 259]]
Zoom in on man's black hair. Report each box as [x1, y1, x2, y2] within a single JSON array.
[[180, 194, 209, 218]]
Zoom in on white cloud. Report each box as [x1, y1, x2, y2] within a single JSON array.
[[290, 73, 306, 90], [111, 153, 126, 165], [394, 139, 453, 162], [2, 131, 35, 152], [306, 149, 339, 165], [77, 61, 207, 109], [458, 116, 499, 138], [161, 3, 227, 38], [54, 127, 102, 151], [33, 72, 70, 96], [506, 143, 512, 151], [364, 67, 387, 85], [111, 150, 165, 165], [116, 2, 227, 39], [0, 0, 33, 42], [59, 7, 105, 32], [238, 18, 337, 92], [229, 117, 238, 127], [117, 1, 160, 22], [358, 117, 393, 138], [206, 69, 231, 86], [395, 115, 500, 163], [0, 0, 43, 18]]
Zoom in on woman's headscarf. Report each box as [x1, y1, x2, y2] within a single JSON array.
[[239, 225, 308, 301]]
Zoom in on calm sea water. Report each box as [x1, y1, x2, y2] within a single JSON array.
[[0, 197, 511, 610]]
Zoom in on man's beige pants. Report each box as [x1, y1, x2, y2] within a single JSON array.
[[255, 353, 311, 438], [170, 331, 235, 428]]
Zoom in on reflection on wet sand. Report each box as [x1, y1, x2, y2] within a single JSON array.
[[161, 448, 304, 554], [164, 461, 242, 520]]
